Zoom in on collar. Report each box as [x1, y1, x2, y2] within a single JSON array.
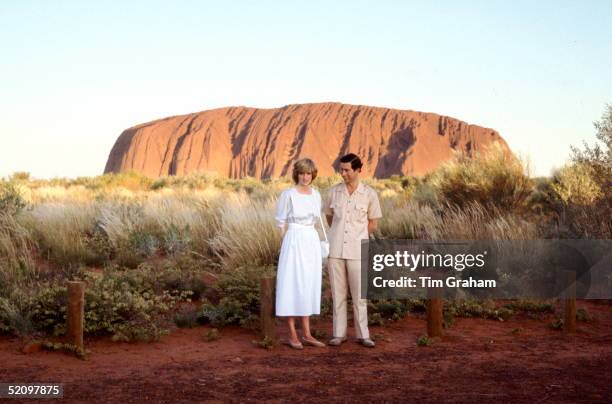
[[336, 181, 365, 194], [293, 186, 314, 195]]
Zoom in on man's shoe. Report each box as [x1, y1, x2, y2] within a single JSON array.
[[327, 336, 348, 346], [359, 338, 376, 348]]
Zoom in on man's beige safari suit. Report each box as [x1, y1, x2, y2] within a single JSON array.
[[324, 182, 382, 340]]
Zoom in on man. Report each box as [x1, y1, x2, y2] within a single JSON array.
[[324, 153, 382, 348]]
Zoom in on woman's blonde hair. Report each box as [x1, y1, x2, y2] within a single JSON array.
[[292, 158, 318, 184]]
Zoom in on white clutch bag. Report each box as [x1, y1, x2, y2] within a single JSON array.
[[318, 213, 330, 259]]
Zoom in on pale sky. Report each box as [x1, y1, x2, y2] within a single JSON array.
[[1, 0, 611, 179]]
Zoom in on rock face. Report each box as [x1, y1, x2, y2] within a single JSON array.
[[104, 103, 509, 178]]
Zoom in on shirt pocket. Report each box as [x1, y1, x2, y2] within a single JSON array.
[[351, 202, 368, 223], [330, 201, 344, 219]]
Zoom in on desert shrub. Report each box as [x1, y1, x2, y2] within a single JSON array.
[[9, 172, 31, 182], [200, 265, 275, 328], [552, 163, 603, 206], [559, 103, 612, 237], [82, 222, 114, 266], [503, 300, 554, 314], [571, 103, 612, 197], [430, 143, 533, 212], [526, 177, 561, 216], [367, 299, 427, 327], [27, 283, 68, 336], [25, 265, 195, 341], [368, 299, 423, 324], [150, 178, 168, 190], [417, 335, 432, 346], [444, 300, 514, 323], [253, 336, 274, 350], [0, 294, 35, 336], [173, 308, 202, 328], [440, 299, 555, 327], [96, 203, 159, 267], [156, 171, 219, 190], [73, 171, 153, 192], [153, 260, 208, 300], [0, 181, 27, 215]]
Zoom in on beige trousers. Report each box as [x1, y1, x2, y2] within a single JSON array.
[[327, 258, 369, 339]]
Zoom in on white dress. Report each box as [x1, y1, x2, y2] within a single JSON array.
[[275, 187, 323, 316]]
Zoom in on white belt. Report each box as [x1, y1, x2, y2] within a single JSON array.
[[288, 223, 315, 229]]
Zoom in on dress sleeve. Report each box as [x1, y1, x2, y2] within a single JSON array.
[[275, 189, 291, 228]]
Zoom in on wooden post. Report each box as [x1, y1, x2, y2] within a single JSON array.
[[563, 271, 576, 334], [66, 281, 85, 349], [426, 272, 443, 338], [260, 276, 277, 344]]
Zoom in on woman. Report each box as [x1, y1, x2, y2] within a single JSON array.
[[275, 158, 326, 349]]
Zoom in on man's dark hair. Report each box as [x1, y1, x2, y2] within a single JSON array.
[[339, 153, 363, 170]]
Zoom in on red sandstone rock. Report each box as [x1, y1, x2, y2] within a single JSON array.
[[104, 102, 510, 178]]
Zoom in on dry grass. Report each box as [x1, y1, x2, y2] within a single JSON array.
[[0, 213, 36, 292], [378, 199, 538, 241], [209, 194, 282, 270], [20, 202, 97, 268]]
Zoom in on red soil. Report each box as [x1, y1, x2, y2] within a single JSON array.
[[1, 301, 610, 403]]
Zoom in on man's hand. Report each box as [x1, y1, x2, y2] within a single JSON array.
[[278, 224, 287, 239], [367, 218, 378, 235]]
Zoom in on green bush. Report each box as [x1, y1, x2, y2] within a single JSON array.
[[200, 266, 275, 328], [26, 265, 195, 341], [82, 223, 114, 266], [159, 224, 192, 256], [503, 300, 554, 314], [417, 335, 432, 346], [368, 299, 419, 322], [173, 309, 201, 328], [445, 300, 513, 322], [0, 295, 34, 336]]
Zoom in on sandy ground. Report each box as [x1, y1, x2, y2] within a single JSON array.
[[0, 301, 610, 403]]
